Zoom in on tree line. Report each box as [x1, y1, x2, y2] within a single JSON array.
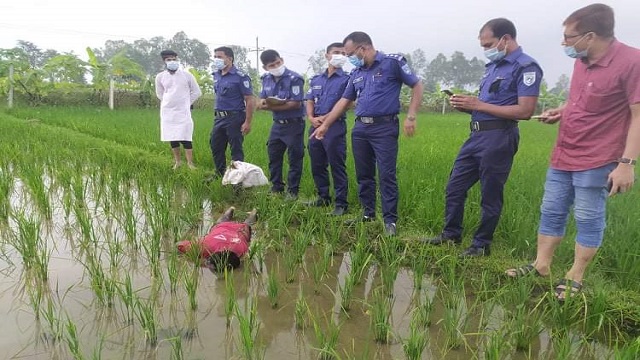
[[0, 33, 568, 110]]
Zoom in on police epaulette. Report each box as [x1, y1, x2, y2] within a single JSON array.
[[386, 53, 406, 62]]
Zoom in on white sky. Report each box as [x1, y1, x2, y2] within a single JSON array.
[[1, 0, 639, 85]]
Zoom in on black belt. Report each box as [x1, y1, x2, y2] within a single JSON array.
[[215, 110, 241, 118], [274, 117, 303, 125], [356, 115, 397, 124], [470, 120, 517, 132]]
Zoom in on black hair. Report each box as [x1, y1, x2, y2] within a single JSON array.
[[326, 42, 344, 53], [260, 49, 280, 66], [160, 49, 178, 59], [564, 3, 615, 38], [214, 46, 235, 63], [343, 32, 373, 47], [207, 251, 241, 272], [480, 18, 517, 40]]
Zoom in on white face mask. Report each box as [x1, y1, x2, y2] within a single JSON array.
[[166, 60, 179, 71], [329, 54, 347, 68], [268, 64, 286, 77]]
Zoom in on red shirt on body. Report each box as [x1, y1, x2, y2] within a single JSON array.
[[551, 40, 640, 171], [177, 222, 250, 260]]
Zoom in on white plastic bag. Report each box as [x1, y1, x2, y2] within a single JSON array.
[[221, 161, 269, 188]]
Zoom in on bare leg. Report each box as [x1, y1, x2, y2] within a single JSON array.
[[564, 243, 597, 284], [244, 208, 258, 227], [185, 148, 196, 169], [506, 233, 560, 277], [215, 206, 235, 224], [172, 147, 181, 169]]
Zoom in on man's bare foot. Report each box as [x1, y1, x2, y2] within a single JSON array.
[[173, 162, 181, 170], [187, 163, 196, 170]]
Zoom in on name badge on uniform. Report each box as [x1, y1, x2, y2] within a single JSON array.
[[312, 85, 322, 90], [523, 72, 536, 86], [353, 76, 364, 84]]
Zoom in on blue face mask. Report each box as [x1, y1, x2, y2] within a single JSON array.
[[212, 58, 225, 72], [348, 47, 365, 67], [484, 38, 506, 62], [563, 34, 590, 59]]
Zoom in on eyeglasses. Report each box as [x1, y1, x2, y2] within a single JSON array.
[[346, 46, 363, 57], [563, 32, 588, 41]]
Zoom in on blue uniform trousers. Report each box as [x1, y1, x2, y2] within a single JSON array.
[[210, 112, 245, 175], [443, 127, 519, 248], [351, 117, 399, 224], [268, 119, 305, 195], [308, 120, 348, 208]]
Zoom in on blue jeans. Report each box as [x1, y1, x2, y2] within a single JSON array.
[[538, 163, 616, 248]]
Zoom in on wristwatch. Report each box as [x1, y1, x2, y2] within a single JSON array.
[[618, 157, 637, 165]]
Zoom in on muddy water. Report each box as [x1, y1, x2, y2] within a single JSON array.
[[0, 178, 613, 359]]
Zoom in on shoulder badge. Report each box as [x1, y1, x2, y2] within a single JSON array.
[[523, 72, 536, 86], [243, 80, 250, 88], [292, 85, 301, 95]]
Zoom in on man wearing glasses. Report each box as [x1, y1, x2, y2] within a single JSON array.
[[505, 4, 640, 301], [421, 18, 542, 257], [312, 31, 424, 236]]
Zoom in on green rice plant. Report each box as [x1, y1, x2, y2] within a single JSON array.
[[0, 165, 13, 221], [235, 299, 261, 360], [440, 288, 467, 350], [311, 242, 334, 293], [27, 280, 46, 320], [166, 249, 180, 294], [369, 287, 394, 344], [134, 294, 158, 346], [40, 298, 64, 343], [377, 236, 403, 297], [12, 212, 40, 271], [284, 249, 299, 284], [294, 289, 308, 330], [169, 336, 183, 360], [340, 271, 357, 313], [141, 233, 162, 279], [248, 235, 266, 272], [349, 239, 373, 285], [582, 285, 611, 338], [611, 337, 640, 360], [508, 305, 543, 352], [18, 163, 52, 220], [90, 336, 105, 360], [266, 266, 280, 308], [310, 313, 341, 360], [184, 268, 199, 311], [224, 269, 236, 327], [119, 190, 137, 244], [64, 315, 84, 360], [402, 311, 429, 360], [410, 245, 429, 292], [413, 295, 434, 328], [483, 328, 511, 360], [82, 253, 111, 307], [116, 273, 135, 324], [551, 331, 577, 360]]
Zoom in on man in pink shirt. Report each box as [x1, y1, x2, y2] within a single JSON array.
[[505, 3, 640, 300]]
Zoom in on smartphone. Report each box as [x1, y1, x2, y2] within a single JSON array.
[[531, 115, 547, 120], [441, 90, 454, 96]]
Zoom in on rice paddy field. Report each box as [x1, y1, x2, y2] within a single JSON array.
[[0, 105, 638, 360]]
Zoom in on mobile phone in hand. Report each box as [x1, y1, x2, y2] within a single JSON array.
[[441, 90, 454, 96]]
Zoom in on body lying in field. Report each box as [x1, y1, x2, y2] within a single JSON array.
[[177, 207, 257, 271]]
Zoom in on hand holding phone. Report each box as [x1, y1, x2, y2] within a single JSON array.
[[441, 90, 454, 96]]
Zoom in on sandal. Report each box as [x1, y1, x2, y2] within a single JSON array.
[[505, 264, 545, 278], [554, 279, 583, 301]]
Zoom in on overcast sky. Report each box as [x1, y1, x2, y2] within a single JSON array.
[[1, 0, 638, 85]]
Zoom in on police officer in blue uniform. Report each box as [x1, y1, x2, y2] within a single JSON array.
[[313, 32, 424, 236], [305, 42, 350, 216], [210, 46, 255, 177], [421, 18, 543, 257], [257, 49, 305, 198]]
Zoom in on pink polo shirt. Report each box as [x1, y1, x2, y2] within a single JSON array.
[[551, 40, 640, 171]]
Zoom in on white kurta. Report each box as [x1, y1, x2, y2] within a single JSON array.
[[155, 69, 202, 142]]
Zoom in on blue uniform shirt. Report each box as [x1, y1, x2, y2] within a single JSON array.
[[260, 68, 305, 120], [213, 66, 253, 111], [342, 52, 419, 117], [473, 47, 543, 121], [305, 68, 349, 119]]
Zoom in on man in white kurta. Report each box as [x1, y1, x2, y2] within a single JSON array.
[[155, 50, 202, 169]]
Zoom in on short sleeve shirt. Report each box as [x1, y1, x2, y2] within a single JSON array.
[[213, 66, 253, 111], [260, 68, 305, 120]]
